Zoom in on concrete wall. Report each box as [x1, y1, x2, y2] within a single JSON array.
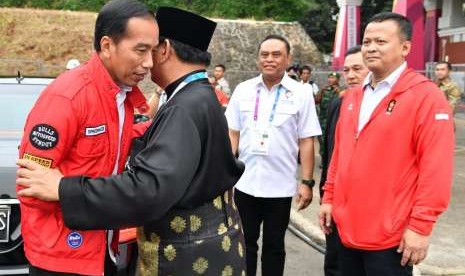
[[207, 18, 323, 90], [138, 18, 323, 97], [0, 8, 322, 97]]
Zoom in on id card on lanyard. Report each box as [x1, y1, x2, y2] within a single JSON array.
[[250, 85, 284, 156]]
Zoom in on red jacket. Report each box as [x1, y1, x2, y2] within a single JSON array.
[[323, 68, 454, 250], [17, 54, 148, 275]]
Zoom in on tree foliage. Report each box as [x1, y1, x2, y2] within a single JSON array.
[[0, 0, 107, 11], [1, 0, 313, 21], [360, 0, 394, 35], [299, 0, 339, 54], [1, 0, 394, 54]]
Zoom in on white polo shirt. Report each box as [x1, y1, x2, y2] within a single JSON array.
[[225, 74, 321, 198]]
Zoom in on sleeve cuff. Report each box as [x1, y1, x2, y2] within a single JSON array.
[[408, 216, 435, 236], [59, 176, 87, 230]]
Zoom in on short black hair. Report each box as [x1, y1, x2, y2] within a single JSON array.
[[436, 61, 452, 70], [94, 0, 155, 52], [161, 36, 211, 66], [299, 65, 312, 74], [367, 12, 412, 41], [259, 34, 291, 54], [215, 64, 226, 71], [345, 45, 362, 57]]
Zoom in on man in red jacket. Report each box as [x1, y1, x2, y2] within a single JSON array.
[[319, 12, 454, 275], [17, 0, 157, 275]]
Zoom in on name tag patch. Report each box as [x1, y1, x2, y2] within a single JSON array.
[[85, 125, 106, 136], [29, 124, 59, 150], [22, 153, 52, 168], [67, 231, 83, 249]]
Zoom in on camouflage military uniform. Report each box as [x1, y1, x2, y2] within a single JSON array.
[[317, 85, 341, 156], [438, 80, 461, 114]]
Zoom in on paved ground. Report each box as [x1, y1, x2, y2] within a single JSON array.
[[290, 115, 465, 276], [256, 230, 325, 275]]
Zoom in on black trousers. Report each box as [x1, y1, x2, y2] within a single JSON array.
[[29, 248, 117, 276], [234, 189, 292, 276], [324, 223, 340, 276], [335, 227, 413, 276]]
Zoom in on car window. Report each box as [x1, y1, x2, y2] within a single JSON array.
[[0, 83, 46, 132]]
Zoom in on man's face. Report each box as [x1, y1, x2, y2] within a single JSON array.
[[327, 76, 339, 86], [362, 20, 410, 78], [213, 66, 224, 80], [107, 17, 159, 86], [300, 69, 311, 82], [434, 63, 450, 81], [258, 39, 290, 80], [343, 52, 369, 88]]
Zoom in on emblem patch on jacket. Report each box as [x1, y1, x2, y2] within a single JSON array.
[[22, 153, 52, 168], [85, 125, 106, 136], [386, 100, 396, 114], [29, 124, 59, 150], [67, 231, 83, 249]]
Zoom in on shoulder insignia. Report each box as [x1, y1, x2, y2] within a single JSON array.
[[29, 124, 59, 150], [22, 153, 53, 168]]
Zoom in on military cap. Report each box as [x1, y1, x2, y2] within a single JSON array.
[[328, 72, 340, 79]]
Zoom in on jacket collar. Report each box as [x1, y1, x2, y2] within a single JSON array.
[[85, 53, 149, 113]]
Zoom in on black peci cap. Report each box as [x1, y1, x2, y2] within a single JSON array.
[[155, 7, 217, 51]]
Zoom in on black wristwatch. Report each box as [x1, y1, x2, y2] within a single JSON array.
[[301, 179, 315, 188]]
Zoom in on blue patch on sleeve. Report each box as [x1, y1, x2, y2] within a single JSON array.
[[67, 231, 83, 249]]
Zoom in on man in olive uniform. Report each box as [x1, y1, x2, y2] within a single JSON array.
[[435, 61, 462, 114], [315, 72, 342, 157], [16, 7, 246, 276]]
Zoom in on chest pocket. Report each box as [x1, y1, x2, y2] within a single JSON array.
[[272, 100, 298, 127], [239, 100, 255, 128], [76, 134, 107, 158]]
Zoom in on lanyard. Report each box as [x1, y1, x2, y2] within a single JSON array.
[[164, 71, 208, 104], [253, 85, 284, 126]]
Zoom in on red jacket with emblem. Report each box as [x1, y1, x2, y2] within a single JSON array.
[[17, 53, 148, 275], [322, 68, 454, 250]]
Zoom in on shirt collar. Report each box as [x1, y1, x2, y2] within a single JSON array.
[[438, 78, 452, 86], [363, 62, 407, 90], [256, 73, 295, 92], [85, 54, 148, 112], [119, 85, 132, 94]]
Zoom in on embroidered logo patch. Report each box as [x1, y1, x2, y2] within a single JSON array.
[[29, 124, 59, 150], [85, 125, 106, 136], [67, 231, 83, 249], [386, 99, 397, 114], [22, 153, 52, 168]]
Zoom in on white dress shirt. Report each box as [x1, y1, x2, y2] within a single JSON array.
[[112, 86, 131, 174], [359, 62, 406, 132], [109, 85, 131, 262], [301, 80, 319, 96], [225, 74, 321, 198]]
